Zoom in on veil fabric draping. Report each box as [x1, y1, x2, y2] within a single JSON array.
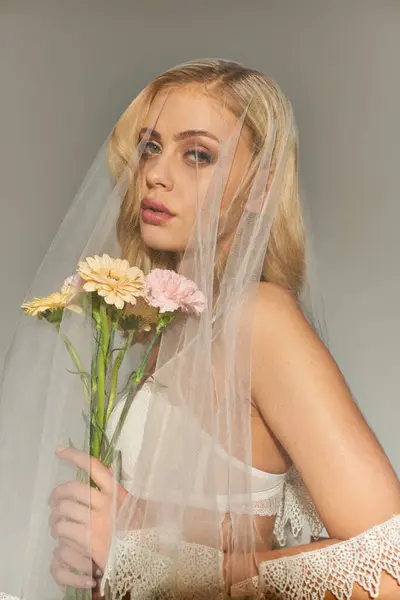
[[0, 61, 326, 600]]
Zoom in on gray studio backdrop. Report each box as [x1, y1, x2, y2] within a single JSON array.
[[1, 1, 399, 472]]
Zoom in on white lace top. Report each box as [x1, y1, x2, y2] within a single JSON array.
[[101, 387, 400, 600], [106, 381, 323, 546], [3, 382, 399, 600]]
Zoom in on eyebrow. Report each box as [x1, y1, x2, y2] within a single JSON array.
[[139, 128, 221, 144]]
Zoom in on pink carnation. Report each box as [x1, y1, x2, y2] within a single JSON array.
[[144, 269, 206, 316]]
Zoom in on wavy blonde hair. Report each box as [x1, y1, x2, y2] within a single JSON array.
[[109, 59, 305, 297]]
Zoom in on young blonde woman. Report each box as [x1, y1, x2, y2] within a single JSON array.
[[1, 59, 399, 600]]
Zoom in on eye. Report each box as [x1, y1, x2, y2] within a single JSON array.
[[138, 139, 161, 158], [185, 148, 214, 165]]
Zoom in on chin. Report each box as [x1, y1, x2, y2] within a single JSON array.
[[140, 223, 186, 254]]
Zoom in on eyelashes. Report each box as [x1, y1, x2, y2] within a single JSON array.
[[186, 149, 214, 165], [137, 140, 161, 160], [138, 139, 216, 167]]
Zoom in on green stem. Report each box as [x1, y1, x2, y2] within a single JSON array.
[[107, 321, 116, 363], [102, 379, 138, 467], [103, 328, 161, 466], [100, 303, 110, 361], [92, 304, 109, 458], [105, 330, 134, 426], [91, 340, 99, 397], [62, 334, 90, 405], [132, 332, 159, 384], [132, 312, 173, 384]]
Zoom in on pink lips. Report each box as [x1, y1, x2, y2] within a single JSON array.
[[141, 197, 175, 225]]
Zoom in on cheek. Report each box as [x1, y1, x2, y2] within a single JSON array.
[[187, 168, 218, 207], [139, 169, 148, 192], [172, 173, 207, 224]]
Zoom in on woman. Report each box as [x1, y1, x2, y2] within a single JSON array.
[[2, 59, 400, 600]]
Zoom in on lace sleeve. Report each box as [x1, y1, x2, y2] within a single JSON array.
[[100, 528, 226, 600], [259, 514, 400, 600]]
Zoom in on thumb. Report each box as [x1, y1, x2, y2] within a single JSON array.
[[56, 447, 113, 494]]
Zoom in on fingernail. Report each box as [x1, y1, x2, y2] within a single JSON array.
[[55, 446, 66, 453], [95, 568, 103, 577], [86, 579, 96, 588]]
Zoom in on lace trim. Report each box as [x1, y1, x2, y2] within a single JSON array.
[[259, 514, 400, 600], [0, 594, 19, 600], [230, 575, 259, 597], [101, 528, 226, 600], [273, 467, 324, 546], [252, 492, 283, 517], [100, 470, 323, 599]]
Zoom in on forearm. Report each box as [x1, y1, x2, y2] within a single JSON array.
[[257, 538, 400, 599], [257, 536, 338, 561], [256, 516, 400, 600]]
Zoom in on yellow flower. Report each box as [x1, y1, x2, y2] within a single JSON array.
[[22, 291, 68, 317], [77, 254, 145, 310]]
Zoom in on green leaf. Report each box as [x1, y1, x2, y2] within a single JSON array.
[[66, 368, 91, 380]]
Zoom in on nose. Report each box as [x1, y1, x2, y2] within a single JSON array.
[[145, 154, 174, 191]]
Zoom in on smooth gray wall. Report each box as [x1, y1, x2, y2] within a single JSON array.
[[1, 0, 400, 471]]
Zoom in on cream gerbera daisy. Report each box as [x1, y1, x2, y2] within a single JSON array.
[[22, 291, 68, 317], [77, 254, 145, 310]]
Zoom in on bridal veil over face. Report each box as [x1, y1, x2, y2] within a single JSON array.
[[0, 59, 326, 599]]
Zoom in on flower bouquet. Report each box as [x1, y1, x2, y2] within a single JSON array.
[[22, 254, 206, 597]]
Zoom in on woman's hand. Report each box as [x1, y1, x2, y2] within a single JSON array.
[[49, 446, 128, 590]]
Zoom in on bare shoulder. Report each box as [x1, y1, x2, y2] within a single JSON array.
[[249, 281, 334, 406], [250, 281, 318, 346], [249, 284, 400, 537]]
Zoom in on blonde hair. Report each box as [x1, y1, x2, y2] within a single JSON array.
[[109, 59, 305, 297]]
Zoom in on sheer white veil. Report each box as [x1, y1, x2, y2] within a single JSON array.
[[0, 59, 327, 599]]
